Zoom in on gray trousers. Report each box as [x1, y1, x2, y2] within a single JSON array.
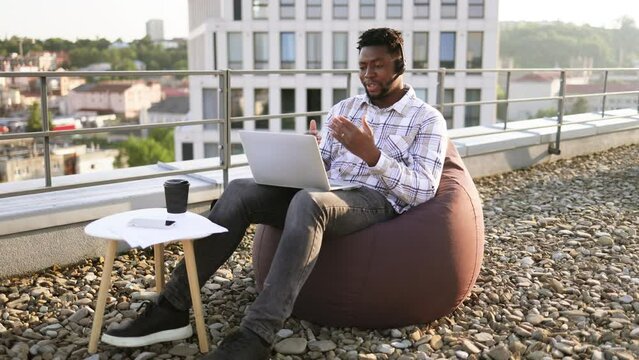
[[163, 178, 396, 343]]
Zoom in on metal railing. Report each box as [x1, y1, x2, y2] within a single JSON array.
[[1, 67, 638, 198]]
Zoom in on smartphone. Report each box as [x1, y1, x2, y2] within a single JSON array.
[[127, 218, 176, 229]]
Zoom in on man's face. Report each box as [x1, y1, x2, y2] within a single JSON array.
[[358, 45, 401, 101]]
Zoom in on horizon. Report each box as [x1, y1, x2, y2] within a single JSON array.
[[0, 0, 637, 42], [0, 18, 635, 43]]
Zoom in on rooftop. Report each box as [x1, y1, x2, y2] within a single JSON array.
[[0, 143, 637, 359], [148, 96, 190, 114]]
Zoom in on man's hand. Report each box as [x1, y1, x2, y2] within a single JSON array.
[[328, 115, 381, 166], [307, 119, 322, 145]]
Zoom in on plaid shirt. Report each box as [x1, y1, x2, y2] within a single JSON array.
[[319, 85, 448, 214]]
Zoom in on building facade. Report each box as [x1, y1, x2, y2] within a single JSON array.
[[146, 19, 165, 41], [178, 0, 498, 160], [65, 82, 162, 119]]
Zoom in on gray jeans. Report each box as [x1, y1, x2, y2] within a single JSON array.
[[162, 178, 396, 344]]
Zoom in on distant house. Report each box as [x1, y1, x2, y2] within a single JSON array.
[[142, 96, 190, 124], [65, 81, 162, 119], [566, 82, 639, 113], [507, 72, 590, 121]]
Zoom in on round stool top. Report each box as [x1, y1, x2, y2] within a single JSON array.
[[85, 208, 227, 247]]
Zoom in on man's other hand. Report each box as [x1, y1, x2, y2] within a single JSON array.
[[307, 119, 322, 145]]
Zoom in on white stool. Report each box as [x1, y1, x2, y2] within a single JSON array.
[[84, 208, 227, 353]]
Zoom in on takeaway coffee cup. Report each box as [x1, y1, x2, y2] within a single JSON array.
[[164, 179, 190, 214]]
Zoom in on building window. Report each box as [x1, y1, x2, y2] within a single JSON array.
[[414, 0, 429, 18], [467, 31, 483, 70], [204, 142, 218, 158], [280, 0, 295, 19], [414, 88, 428, 102], [413, 32, 428, 69], [306, 32, 322, 69], [468, 0, 484, 18], [228, 32, 242, 69], [212, 33, 217, 69], [280, 32, 296, 69], [441, 0, 457, 18], [202, 88, 218, 130], [231, 143, 244, 155], [443, 89, 454, 129], [439, 32, 456, 68], [182, 142, 194, 161], [307, 0, 322, 19], [231, 88, 244, 129], [307, 89, 322, 127], [233, 0, 242, 20], [281, 89, 296, 130], [333, 32, 348, 69], [465, 89, 481, 127], [333, 0, 348, 19], [252, 0, 268, 19], [254, 89, 269, 129], [333, 88, 348, 104], [387, 0, 402, 18], [254, 32, 269, 69], [360, 0, 375, 19]]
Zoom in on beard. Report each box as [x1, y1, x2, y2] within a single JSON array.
[[364, 77, 397, 100]]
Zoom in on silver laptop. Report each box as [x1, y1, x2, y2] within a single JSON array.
[[238, 130, 360, 191]]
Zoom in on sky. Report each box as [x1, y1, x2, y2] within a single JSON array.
[[0, 0, 637, 42]]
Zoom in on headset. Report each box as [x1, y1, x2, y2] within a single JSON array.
[[394, 40, 406, 78]]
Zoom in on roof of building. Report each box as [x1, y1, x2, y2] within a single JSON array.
[[72, 83, 133, 93], [566, 82, 639, 94], [514, 73, 559, 82], [148, 96, 189, 114]]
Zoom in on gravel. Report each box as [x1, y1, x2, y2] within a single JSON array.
[[1, 144, 637, 360]]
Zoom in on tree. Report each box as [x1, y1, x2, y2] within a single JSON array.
[[569, 98, 589, 115], [117, 128, 175, 167], [26, 102, 53, 132], [533, 108, 558, 119]]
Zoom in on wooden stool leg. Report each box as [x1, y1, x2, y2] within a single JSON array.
[[182, 240, 209, 353], [88, 240, 118, 353], [153, 243, 165, 292]]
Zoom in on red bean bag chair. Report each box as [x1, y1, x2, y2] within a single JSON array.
[[252, 140, 484, 328]]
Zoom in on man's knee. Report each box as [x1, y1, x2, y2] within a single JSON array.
[[227, 178, 257, 192], [290, 190, 324, 215]]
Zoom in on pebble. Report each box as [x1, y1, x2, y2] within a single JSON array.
[[276, 328, 294, 338], [308, 340, 336, 352], [274, 337, 307, 354], [0, 145, 637, 359], [168, 343, 199, 356]]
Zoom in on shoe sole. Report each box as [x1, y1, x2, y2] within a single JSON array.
[[101, 325, 193, 347]]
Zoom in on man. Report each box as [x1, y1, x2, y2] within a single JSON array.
[[102, 27, 447, 359]]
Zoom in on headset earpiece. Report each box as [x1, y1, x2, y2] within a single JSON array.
[[394, 42, 406, 76], [395, 59, 405, 75]]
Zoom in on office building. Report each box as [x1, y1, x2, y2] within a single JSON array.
[[178, 0, 498, 160]]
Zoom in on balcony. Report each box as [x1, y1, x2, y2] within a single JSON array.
[[0, 68, 638, 358]]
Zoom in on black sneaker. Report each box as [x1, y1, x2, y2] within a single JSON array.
[[202, 327, 271, 359], [101, 299, 193, 347]]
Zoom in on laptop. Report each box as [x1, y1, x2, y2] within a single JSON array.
[[238, 130, 360, 191]]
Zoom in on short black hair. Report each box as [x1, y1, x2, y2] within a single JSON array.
[[357, 28, 404, 59]]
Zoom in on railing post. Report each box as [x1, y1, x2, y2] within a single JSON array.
[[218, 70, 231, 188], [504, 71, 511, 130], [601, 70, 608, 118], [40, 76, 52, 187], [436, 68, 446, 113], [346, 72, 352, 98], [549, 70, 566, 155]]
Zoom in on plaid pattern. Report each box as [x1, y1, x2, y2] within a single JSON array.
[[319, 85, 448, 213]]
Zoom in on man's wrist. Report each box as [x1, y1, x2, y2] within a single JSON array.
[[365, 149, 381, 167]]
